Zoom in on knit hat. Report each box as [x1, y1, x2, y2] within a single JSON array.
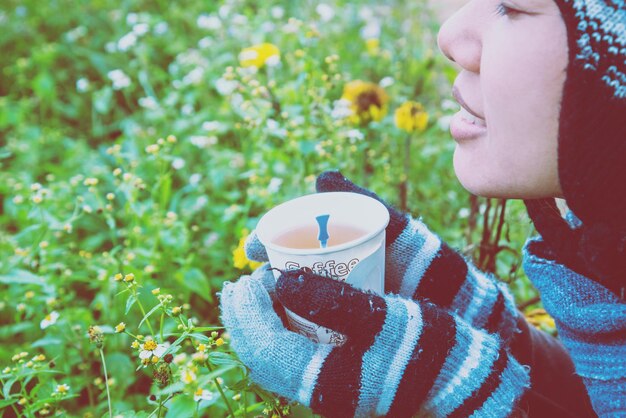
[[525, 1, 626, 297]]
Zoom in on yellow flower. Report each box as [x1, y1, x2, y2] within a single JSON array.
[[233, 229, 263, 271], [115, 322, 126, 333], [215, 338, 224, 347], [114, 273, 123, 281], [524, 308, 556, 333], [394, 101, 429, 133], [124, 273, 135, 282], [341, 80, 389, 125], [239, 43, 280, 69], [365, 38, 380, 56]]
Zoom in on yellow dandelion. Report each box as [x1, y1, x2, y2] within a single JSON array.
[[394, 101, 429, 133], [341, 80, 389, 125], [239, 43, 280, 69], [233, 229, 264, 271]]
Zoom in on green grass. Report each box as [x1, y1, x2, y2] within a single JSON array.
[[0, 1, 546, 416]]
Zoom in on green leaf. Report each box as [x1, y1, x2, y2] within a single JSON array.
[[0, 398, 18, 408], [165, 394, 197, 418], [0, 322, 34, 339], [191, 326, 223, 333], [94, 86, 113, 114], [182, 268, 212, 303], [0, 270, 45, 285], [125, 293, 137, 315], [138, 303, 162, 329]]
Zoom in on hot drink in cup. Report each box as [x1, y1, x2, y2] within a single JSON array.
[[256, 192, 390, 345]]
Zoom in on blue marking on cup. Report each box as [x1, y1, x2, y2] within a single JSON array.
[[316, 215, 330, 248]]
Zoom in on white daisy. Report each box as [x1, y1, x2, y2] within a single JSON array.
[[139, 339, 167, 360], [40, 311, 59, 329]]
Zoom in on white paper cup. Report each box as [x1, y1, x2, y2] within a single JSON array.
[[256, 192, 390, 345]]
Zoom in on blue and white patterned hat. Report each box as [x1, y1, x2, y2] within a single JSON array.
[[526, 0, 625, 295]]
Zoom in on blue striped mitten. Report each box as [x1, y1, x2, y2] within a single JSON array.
[[245, 171, 520, 342], [316, 171, 520, 341], [220, 265, 530, 418]]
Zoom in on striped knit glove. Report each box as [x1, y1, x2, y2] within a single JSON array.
[[245, 171, 520, 342], [220, 265, 530, 418]]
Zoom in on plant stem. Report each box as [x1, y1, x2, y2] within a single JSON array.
[[160, 311, 165, 341], [207, 361, 235, 417], [400, 133, 412, 211], [99, 348, 113, 418]]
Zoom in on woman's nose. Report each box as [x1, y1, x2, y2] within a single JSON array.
[[437, 3, 482, 73]]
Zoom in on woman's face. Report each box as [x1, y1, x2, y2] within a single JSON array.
[[437, 0, 567, 198]]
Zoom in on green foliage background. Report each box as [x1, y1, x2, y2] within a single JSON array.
[[0, 0, 544, 416]]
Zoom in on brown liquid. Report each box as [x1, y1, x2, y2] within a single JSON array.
[[273, 224, 367, 249]]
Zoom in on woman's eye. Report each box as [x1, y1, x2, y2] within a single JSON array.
[[495, 3, 522, 17]]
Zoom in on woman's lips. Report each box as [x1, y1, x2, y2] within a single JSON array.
[[450, 85, 487, 140], [450, 107, 488, 140]]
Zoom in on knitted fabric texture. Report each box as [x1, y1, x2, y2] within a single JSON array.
[[220, 266, 530, 418], [316, 170, 521, 342], [525, 0, 626, 294], [523, 236, 626, 416]]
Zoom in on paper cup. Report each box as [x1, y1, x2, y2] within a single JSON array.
[[256, 192, 390, 345]]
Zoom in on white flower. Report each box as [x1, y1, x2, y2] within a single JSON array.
[[271, 6, 284, 19], [346, 129, 364, 142], [359, 6, 374, 21], [190, 135, 217, 148], [197, 14, 221, 30], [181, 104, 194, 115], [117, 32, 137, 51], [194, 389, 214, 402], [172, 158, 185, 170], [379, 76, 394, 88], [139, 339, 167, 360], [231, 14, 248, 26], [138, 96, 158, 109], [218, 5, 231, 19], [132, 23, 149, 36], [154, 22, 168, 35], [183, 67, 204, 86], [105, 42, 117, 53], [268, 178, 283, 194], [215, 78, 237, 96], [441, 98, 459, 111], [189, 174, 202, 185], [331, 99, 353, 119], [66, 26, 87, 42], [181, 368, 197, 384], [266, 119, 279, 131], [107, 69, 131, 90], [76, 78, 90, 93], [265, 54, 280, 67], [360, 21, 381, 39], [202, 121, 222, 132], [316, 4, 335, 21], [437, 115, 453, 132], [126, 13, 139, 25], [458, 208, 470, 218], [40, 311, 59, 329], [198, 37, 213, 49]]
